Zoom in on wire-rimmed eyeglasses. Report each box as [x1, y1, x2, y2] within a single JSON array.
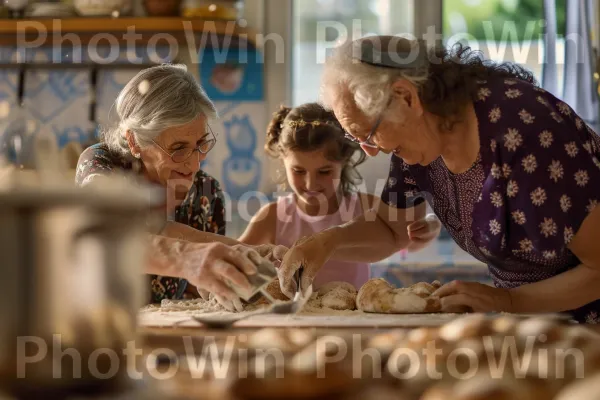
[[152, 125, 217, 163], [343, 114, 382, 149]]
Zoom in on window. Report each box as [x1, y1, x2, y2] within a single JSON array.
[[290, 0, 415, 196], [443, 0, 567, 97], [292, 0, 414, 106]]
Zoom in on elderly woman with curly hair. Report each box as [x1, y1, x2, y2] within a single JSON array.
[[278, 36, 600, 323], [76, 64, 284, 311]]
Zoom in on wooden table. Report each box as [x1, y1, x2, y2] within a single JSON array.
[[135, 321, 600, 400]]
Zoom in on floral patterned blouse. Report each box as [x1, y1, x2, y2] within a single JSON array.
[[382, 77, 600, 323], [75, 143, 227, 303]]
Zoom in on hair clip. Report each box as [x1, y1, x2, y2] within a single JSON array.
[[355, 38, 428, 69]]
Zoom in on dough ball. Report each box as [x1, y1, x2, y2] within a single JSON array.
[[490, 315, 519, 335], [318, 281, 357, 296], [408, 281, 438, 297], [368, 330, 406, 354], [555, 372, 600, 400], [317, 281, 358, 310], [440, 374, 554, 400], [254, 278, 289, 305], [563, 325, 600, 348], [420, 384, 455, 400], [230, 360, 357, 400], [343, 385, 412, 400], [357, 278, 440, 314], [439, 314, 493, 342], [247, 328, 315, 353], [515, 317, 564, 345], [321, 290, 356, 310]]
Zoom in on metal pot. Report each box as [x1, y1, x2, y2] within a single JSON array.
[[0, 171, 161, 397]]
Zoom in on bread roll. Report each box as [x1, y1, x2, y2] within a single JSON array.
[[490, 315, 519, 335], [515, 317, 564, 345], [318, 281, 357, 296], [554, 372, 600, 400], [428, 374, 554, 400], [247, 328, 315, 353], [357, 278, 441, 314], [318, 281, 358, 310], [254, 278, 289, 304], [438, 314, 493, 342]]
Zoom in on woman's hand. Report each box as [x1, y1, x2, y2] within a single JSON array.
[[251, 244, 289, 265], [406, 214, 441, 252], [433, 281, 513, 313], [180, 242, 261, 311]]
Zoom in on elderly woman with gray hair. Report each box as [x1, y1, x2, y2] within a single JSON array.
[[278, 36, 600, 323], [76, 64, 282, 311]]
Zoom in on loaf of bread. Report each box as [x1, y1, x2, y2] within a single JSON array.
[[356, 278, 441, 314]]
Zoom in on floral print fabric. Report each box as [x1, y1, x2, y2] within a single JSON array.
[[75, 143, 227, 303], [382, 77, 600, 323]]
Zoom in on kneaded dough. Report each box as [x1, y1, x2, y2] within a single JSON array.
[[254, 278, 289, 304], [317, 281, 358, 310], [356, 278, 441, 314]]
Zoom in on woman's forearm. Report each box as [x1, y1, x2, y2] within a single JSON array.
[[322, 209, 410, 263], [509, 264, 600, 313], [161, 221, 241, 246], [145, 234, 193, 277]]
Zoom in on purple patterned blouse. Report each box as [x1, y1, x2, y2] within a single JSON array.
[[381, 77, 600, 323]]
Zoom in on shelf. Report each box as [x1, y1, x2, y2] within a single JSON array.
[[0, 17, 259, 47]]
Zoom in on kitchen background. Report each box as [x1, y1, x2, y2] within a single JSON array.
[[1, 0, 599, 287]]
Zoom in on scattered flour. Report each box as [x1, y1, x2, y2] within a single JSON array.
[[139, 290, 364, 320]]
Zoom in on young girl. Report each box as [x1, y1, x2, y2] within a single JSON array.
[[239, 103, 441, 290]]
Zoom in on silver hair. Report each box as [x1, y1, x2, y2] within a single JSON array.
[[319, 39, 429, 123], [101, 64, 218, 159]]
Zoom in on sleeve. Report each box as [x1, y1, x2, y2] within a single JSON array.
[[502, 122, 600, 261], [74, 146, 118, 187], [380, 154, 426, 209], [211, 178, 227, 236], [188, 173, 227, 235]]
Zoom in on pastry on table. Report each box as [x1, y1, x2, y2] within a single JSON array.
[[438, 314, 494, 342], [230, 335, 360, 399], [317, 281, 358, 310], [356, 278, 441, 314], [253, 278, 291, 305], [247, 328, 316, 353], [554, 372, 600, 400], [420, 373, 555, 400]]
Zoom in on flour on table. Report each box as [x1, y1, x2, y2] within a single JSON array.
[[139, 283, 364, 319]]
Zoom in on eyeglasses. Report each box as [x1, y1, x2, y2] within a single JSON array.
[[152, 125, 217, 163], [344, 96, 393, 149], [343, 114, 382, 149]]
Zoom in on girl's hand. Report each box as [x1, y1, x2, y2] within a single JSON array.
[[433, 281, 513, 313], [406, 214, 441, 252], [278, 233, 335, 298]]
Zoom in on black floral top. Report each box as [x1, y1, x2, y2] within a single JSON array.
[[75, 143, 227, 303]]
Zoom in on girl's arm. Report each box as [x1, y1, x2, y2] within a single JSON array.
[[238, 202, 278, 245]]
